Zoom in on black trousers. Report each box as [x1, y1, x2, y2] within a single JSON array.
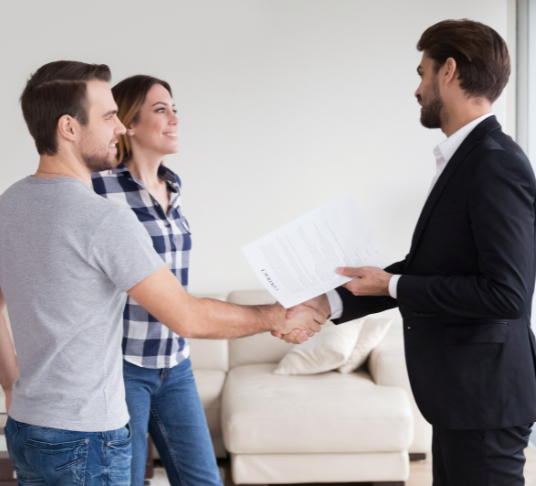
[[432, 424, 533, 485]]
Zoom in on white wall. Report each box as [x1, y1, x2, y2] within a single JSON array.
[[0, 0, 509, 296]]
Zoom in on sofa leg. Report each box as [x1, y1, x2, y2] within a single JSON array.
[[0, 451, 17, 485], [144, 435, 154, 479], [409, 452, 427, 461]]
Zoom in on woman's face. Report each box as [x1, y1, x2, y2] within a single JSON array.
[[130, 83, 179, 156]]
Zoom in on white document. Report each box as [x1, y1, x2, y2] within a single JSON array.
[[242, 193, 391, 308]]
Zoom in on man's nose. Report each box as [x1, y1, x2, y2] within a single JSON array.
[[116, 117, 126, 135]]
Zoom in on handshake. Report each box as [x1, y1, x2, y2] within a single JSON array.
[[265, 265, 393, 344], [267, 293, 332, 345]]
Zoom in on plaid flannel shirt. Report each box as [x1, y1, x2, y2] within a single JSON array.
[[92, 163, 191, 369]]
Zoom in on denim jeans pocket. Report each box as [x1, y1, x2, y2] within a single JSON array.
[[105, 425, 132, 482], [108, 423, 132, 446], [23, 437, 89, 483]]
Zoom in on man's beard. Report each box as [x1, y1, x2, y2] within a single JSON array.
[[79, 137, 117, 172], [420, 77, 446, 129], [81, 150, 116, 172]]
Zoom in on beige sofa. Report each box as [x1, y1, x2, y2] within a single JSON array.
[[188, 290, 432, 485]]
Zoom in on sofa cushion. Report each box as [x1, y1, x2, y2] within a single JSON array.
[[229, 331, 294, 368], [222, 363, 413, 454], [192, 369, 226, 438], [274, 320, 363, 375], [338, 316, 393, 374]]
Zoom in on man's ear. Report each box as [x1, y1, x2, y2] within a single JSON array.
[[57, 114, 79, 143], [443, 57, 458, 85]]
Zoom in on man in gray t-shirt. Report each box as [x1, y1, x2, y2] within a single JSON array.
[[0, 176, 164, 432], [0, 61, 326, 483]]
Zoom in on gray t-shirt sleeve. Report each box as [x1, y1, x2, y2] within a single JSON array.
[[89, 208, 165, 291]]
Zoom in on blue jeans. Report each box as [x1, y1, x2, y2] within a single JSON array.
[[4, 417, 131, 485], [123, 358, 222, 486]]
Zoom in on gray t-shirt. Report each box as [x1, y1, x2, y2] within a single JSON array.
[[0, 176, 164, 432]]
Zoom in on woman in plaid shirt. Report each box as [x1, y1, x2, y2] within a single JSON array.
[[92, 75, 222, 486]]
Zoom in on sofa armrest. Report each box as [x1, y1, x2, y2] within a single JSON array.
[[369, 325, 406, 387], [369, 324, 432, 454], [188, 294, 229, 372]]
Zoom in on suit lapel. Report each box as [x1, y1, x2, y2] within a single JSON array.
[[404, 116, 502, 270]]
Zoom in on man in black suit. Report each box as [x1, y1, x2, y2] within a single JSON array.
[[281, 19, 536, 484]]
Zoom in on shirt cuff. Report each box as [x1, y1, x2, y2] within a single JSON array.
[[388, 275, 401, 299], [326, 289, 343, 320]]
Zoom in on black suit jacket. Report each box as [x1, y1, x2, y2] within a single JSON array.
[[334, 116, 536, 430]]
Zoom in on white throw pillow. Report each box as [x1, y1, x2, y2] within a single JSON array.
[[273, 319, 364, 375], [337, 316, 393, 374]]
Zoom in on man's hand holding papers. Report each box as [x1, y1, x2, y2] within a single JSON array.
[[242, 193, 391, 309], [241, 193, 392, 343], [336, 266, 393, 296]]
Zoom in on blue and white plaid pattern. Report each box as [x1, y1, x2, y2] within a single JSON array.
[[92, 163, 191, 369]]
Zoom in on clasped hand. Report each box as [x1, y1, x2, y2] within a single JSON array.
[[271, 266, 392, 345], [271, 294, 331, 344]]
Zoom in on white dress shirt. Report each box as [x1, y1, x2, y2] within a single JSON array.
[[327, 113, 493, 319]]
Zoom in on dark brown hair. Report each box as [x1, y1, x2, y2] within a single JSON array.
[[111, 75, 172, 163], [20, 61, 111, 156], [417, 19, 510, 103]]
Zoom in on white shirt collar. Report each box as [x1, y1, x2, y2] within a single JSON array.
[[428, 113, 493, 195], [435, 113, 494, 165]]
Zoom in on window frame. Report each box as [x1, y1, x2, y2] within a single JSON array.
[[517, 0, 536, 159]]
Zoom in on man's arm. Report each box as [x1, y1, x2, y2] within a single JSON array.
[[0, 286, 18, 414], [329, 258, 405, 323], [91, 209, 325, 343], [127, 266, 328, 340], [331, 287, 398, 323]]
